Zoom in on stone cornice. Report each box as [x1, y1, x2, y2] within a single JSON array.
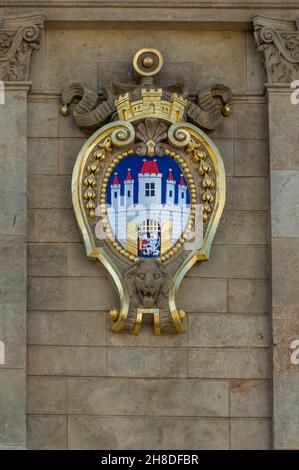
[[3, 81, 32, 92], [254, 15, 299, 83], [266, 83, 294, 96], [1, 0, 298, 6], [1, 3, 299, 28], [0, 12, 45, 81]]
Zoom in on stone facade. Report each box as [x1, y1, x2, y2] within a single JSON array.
[[0, 2, 298, 450]]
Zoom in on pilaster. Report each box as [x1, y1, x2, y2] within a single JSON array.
[[0, 12, 45, 449], [254, 15, 299, 449]]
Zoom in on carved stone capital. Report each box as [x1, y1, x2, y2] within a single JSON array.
[[254, 15, 299, 83], [0, 13, 45, 81]]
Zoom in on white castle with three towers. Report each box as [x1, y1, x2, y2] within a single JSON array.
[[107, 159, 190, 257]]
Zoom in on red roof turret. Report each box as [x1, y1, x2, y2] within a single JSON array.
[[179, 174, 186, 187], [167, 168, 174, 181], [112, 173, 120, 185], [140, 159, 160, 175], [125, 168, 133, 181]]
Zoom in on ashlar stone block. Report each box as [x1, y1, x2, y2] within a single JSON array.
[[28, 346, 106, 376], [0, 369, 26, 446], [272, 238, 299, 315], [234, 103, 267, 139], [189, 348, 271, 379], [273, 372, 299, 449], [68, 377, 229, 417], [234, 139, 268, 177], [226, 177, 269, 211], [68, 416, 229, 450], [27, 377, 67, 414], [215, 211, 269, 245], [28, 209, 81, 243], [28, 175, 72, 209], [230, 418, 271, 450], [27, 416, 67, 450], [67, 243, 106, 277], [271, 170, 299, 238], [28, 101, 58, 138], [188, 314, 270, 348], [230, 379, 271, 417], [27, 138, 58, 175], [28, 311, 107, 346], [58, 138, 87, 175], [188, 245, 269, 280], [107, 347, 187, 378], [177, 278, 227, 312], [28, 243, 67, 277], [228, 279, 269, 314]]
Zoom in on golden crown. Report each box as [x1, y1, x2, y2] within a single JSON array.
[[115, 88, 188, 124]]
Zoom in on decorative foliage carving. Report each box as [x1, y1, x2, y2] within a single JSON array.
[[187, 84, 232, 130], [135, 118, 167, 157], [0, 13, 45, 81], [83, 161, 99, 220], [186, 139, 214, 223], [60, 83, 116, 129], [254, 15, 299, 83]]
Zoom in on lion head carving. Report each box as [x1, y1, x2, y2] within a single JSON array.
[[125, 259, 170, 309], [123, 259, 173, 332]]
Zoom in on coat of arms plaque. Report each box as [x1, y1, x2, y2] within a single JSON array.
[[61, 48, 231, 335]]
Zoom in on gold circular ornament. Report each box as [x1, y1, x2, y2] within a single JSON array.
[[60, 103, 69, 116], [110, 309, 119, 321], [133, 48, 163, 77], [143, 56, 154, 68], [222, 104, 231, 116]]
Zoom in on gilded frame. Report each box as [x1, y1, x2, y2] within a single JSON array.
[[72, 119, 225, 334]]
